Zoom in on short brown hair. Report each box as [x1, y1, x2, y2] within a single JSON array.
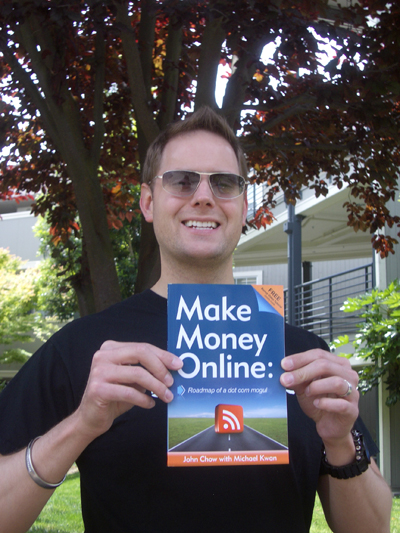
[[141, 106, 248, 184]]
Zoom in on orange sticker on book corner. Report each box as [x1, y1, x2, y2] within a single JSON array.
[[252, 285, 284, 316]]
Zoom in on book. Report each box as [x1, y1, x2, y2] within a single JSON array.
[[167, 284, 289, 467]]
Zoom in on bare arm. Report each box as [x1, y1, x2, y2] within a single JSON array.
[[318, 458, 392, 533], [0, 341, 183, 532], [281, 349, 392, 533], [0, 413, 94, 533]]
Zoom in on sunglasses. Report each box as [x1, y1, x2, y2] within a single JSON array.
[[153, 170, 246, 199]]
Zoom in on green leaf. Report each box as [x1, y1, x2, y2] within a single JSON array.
[[331, 335, 350, 348], [341, 279, 400, 405]]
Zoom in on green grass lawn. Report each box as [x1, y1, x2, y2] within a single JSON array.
[[310, 493, 400, 533], [29, 472, 400, 532], [28, 473, 84, 533]]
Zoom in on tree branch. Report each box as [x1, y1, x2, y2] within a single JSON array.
[[158, 16, 183, 130], [241, 135, 351, 154], [113, 0, 159, 145], [0, 38, 63, 151], [221, 35, 268, 129], [138, 0, 157, 101], [90, 27, 106, 167], [194, 9, 226, 111], [11, 11, 86, 165], [240, 82, 360, 132]]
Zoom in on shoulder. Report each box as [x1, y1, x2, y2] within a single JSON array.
[[66, 289, 166, 327], [52, 289, 167, 348], [28, 289, 168, 394], [284, 323, 329, 356]]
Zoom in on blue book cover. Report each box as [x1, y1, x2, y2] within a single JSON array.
[[167, 284, 288, 467]]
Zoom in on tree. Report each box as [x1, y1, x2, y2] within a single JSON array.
[[33, 194, 141, 319], [0, 1, 139, 312], [0, 248, 58, 364], [1, 0, 399, 314]]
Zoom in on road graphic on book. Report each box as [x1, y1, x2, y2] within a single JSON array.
[[170, 424, 287, 453]]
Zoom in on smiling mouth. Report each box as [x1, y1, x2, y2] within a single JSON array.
[[183, 220, 219, 229]]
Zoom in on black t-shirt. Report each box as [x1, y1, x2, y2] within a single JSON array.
[[0, 290, 374, 532]]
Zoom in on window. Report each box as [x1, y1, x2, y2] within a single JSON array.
[[233, 270, 263, 285]]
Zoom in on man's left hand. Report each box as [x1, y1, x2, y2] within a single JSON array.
[[280, 349, 359, 447]]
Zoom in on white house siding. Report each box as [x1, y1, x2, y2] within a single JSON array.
[[0, 210, 41, 264], [233, 257, 372, 289]]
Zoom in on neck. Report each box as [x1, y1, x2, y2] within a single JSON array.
[[151, 257, 235, 298]]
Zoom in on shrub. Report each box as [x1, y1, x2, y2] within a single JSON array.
[[334, 280, 400, 406], [0, 248, 58, 364]]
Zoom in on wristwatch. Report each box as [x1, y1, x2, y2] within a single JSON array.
[[320, 429, 371, 479]]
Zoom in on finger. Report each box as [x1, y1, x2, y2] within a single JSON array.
[[91, 381, 158, 410], [132, 384, 146, 395], [100, 341, 182, 369], [313, 395, 359, 419], [90, 362, 175, 404], [281, 349, 350, 372], [280, 353, 358, 390], [305, 376, 360, 402], [96, 342, 182, 387]]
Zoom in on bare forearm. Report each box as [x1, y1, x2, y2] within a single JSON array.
[[318, 460, 392, 533], [0, 412, 93, 533], [0, 341, 181, 532]]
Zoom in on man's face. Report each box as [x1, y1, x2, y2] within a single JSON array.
[[140, 130, 248, 272]]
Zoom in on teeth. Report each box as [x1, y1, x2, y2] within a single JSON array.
[[184, 221, 217, 229]]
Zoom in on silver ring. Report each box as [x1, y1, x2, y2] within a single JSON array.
[[340, 379, 353, 397]]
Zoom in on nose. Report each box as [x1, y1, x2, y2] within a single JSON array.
[[190, 175, 215, 205]]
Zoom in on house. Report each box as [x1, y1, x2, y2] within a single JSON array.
[[0, 196, 41, 268], [233, 179, 400, 492]]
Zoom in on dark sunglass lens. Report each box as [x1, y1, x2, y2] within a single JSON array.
[[163, 171, 199, 196], [211, 174, 243, 198]]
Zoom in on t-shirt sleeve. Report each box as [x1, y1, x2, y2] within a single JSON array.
[[0, 338, 77, 455]]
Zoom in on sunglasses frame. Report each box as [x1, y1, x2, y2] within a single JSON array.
[[153, 170, 246, 199]]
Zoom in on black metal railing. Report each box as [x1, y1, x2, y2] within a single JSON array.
[[284, 264, 374, 342]]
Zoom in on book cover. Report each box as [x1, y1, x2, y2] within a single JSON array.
[[167, 284, 288, 467]]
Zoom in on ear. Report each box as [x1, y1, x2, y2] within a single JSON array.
[[140, 183, 154, 223]]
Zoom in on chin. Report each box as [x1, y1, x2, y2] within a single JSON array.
[[183, 250, 232, 267]]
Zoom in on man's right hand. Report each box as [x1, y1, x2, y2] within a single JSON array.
[[0, 341, 182, 533], [75, 340, 183, 440]]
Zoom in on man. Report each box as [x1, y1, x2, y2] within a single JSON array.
[[0, 107, 392, 532]]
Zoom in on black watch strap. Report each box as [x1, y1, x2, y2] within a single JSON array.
[[320, 429, 371, 479]]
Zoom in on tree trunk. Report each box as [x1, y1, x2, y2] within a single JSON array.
[[67, 157, 122, 311], [70, 238, 96, 317], [9, 12, 122, 313], [194, 11, 226, 111], [135, 217, 161, 293]]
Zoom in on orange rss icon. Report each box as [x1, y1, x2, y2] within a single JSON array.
[[214, 404, 243, 434]]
